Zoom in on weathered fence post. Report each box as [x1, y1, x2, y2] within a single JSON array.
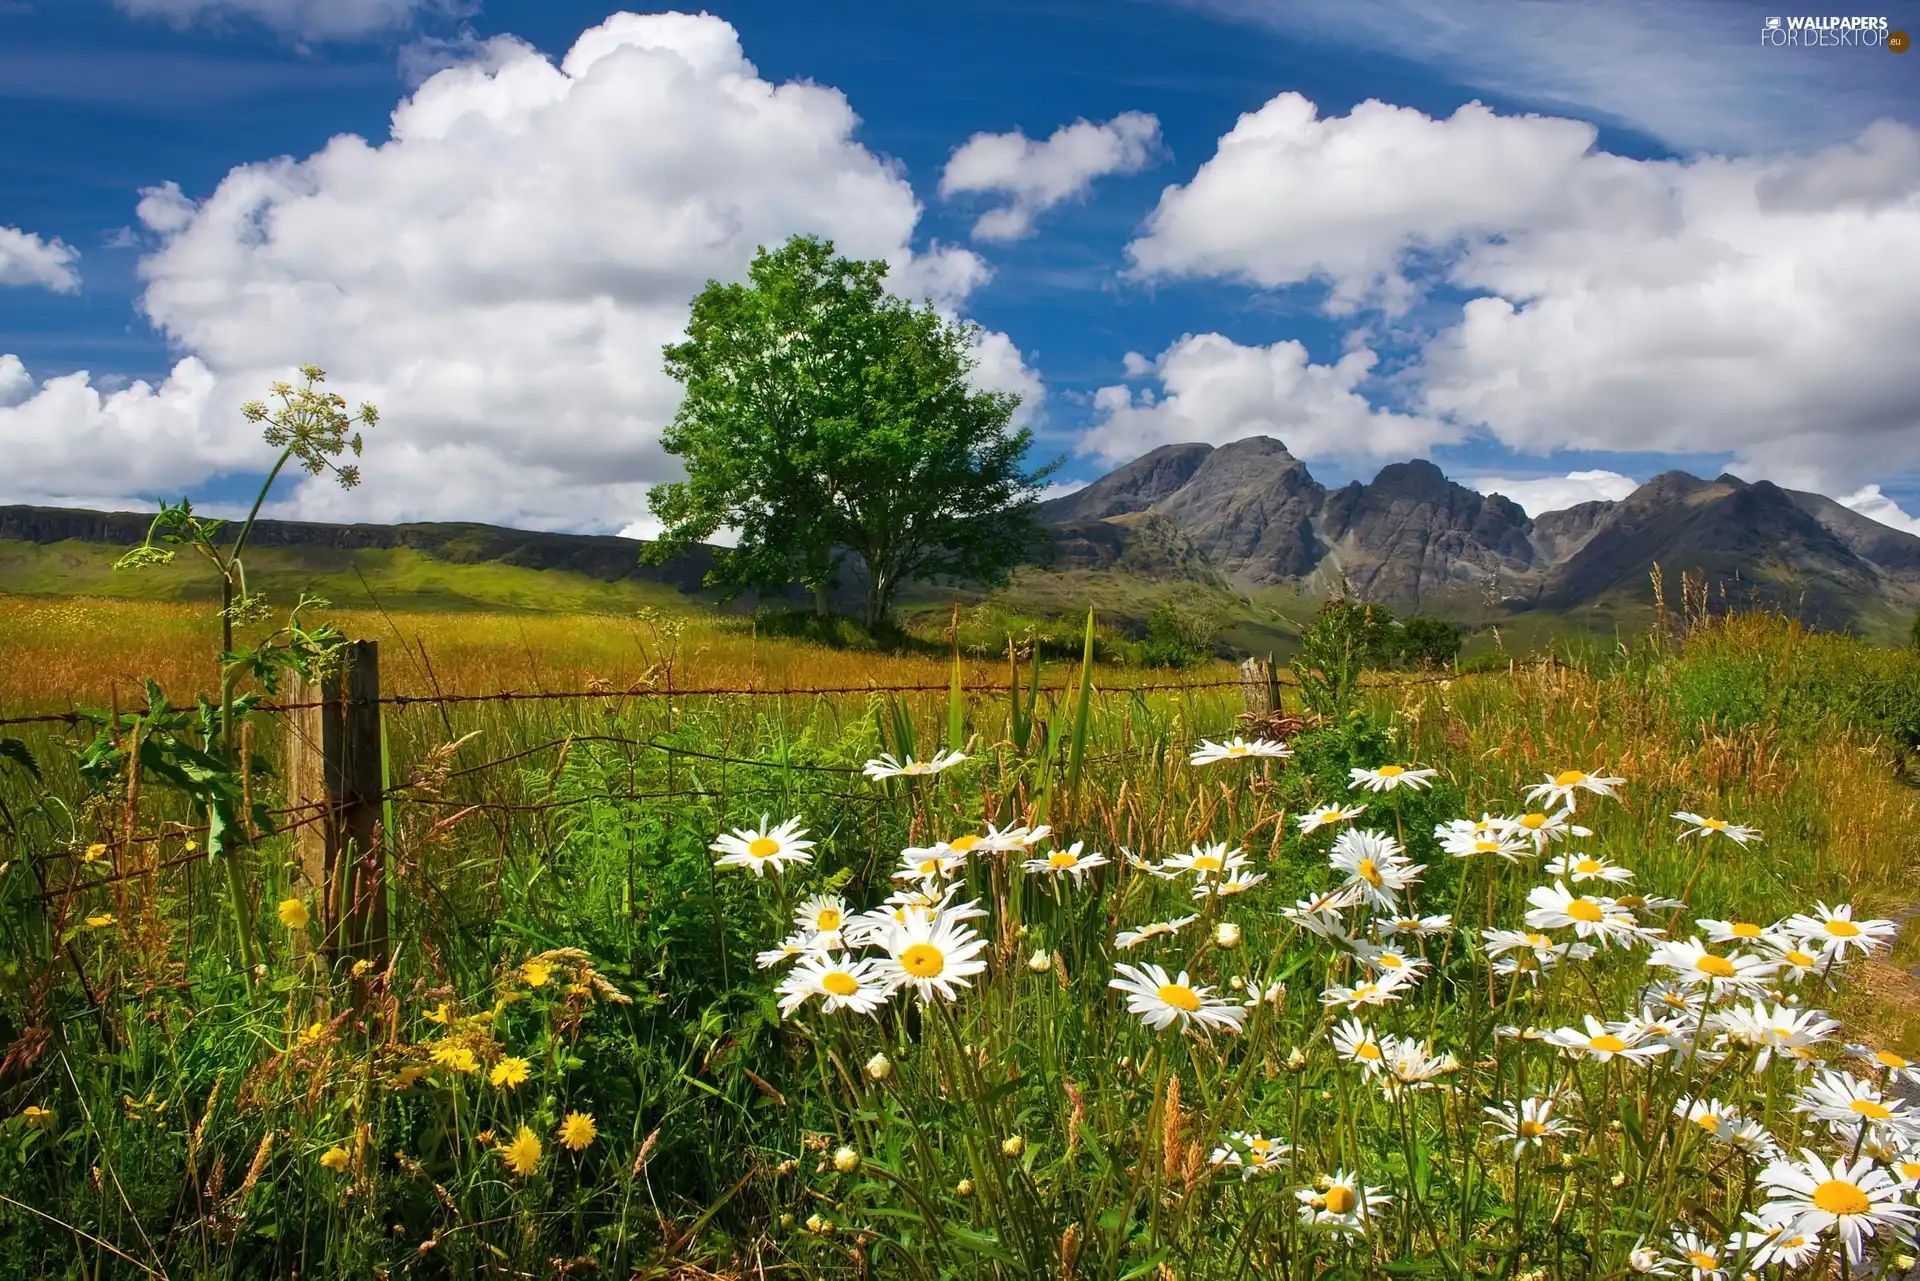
[[286, 640, 387, 974], [1239, 654, 1282, 717]]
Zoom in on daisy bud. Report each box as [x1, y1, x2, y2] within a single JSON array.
[[864, 1053, 893, 1082], [1215, 922, 1243, 949], [1609, 1172, 1627, 1188], [833, 1146, 860, 1174], [1002, 1135, 1025, 1157], [1286, 1048, 1307, 1071], [1627, 1246, 1661, 1273], [1027, 949, 1052, 973], [806, 1213, 829, 1235], [956, 1178, 973, 1195], [1230, 975, 1246, 990]]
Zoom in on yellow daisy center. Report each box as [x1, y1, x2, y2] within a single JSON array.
[[1900, 1161, 1920, 1180], [1687, 1252, 1717, 1269], [1474, 840, 1502, 853], [1554, 770, 1587, 786], [1520, 813, 1547, 830], [949, 835, 980, 851], [1811, 1179, 1871, 1215], [1377, 953, 1404, 969], [1574, 858, 1602, 874], [1696, 1114, 1720, 1131], [1157, 983, 1202, 1012], [1566, 899, 1604, 924], [822, 971, 860, 997], [1875, 1050, 1909, 1069], [1049, 851, 1079, 869], [1701, 818, 1726, 830], [1525, 932, 1552, 948], [1356, 1043, 1382, 1060], [1324, 1185, 1357, 1214], [900, 944, 945, 978], [1192, 854, 1222, 872], [1589, 1034, 1628, 1053], [918, 859, 942, 875], [1786, 949, 1815, 966], [1227, 744, 1247, 756], [1356, 859, 1383, 886], [1518, 1119, 1547, 1138], [748, 837, 780, 858], [1850, 1099, 1893, 1121], [1376, 765, 1404, 778], [1693, 954, 1737, 978], [1729, 921, 1763, 938], [816, 908, 842, 930], [1825, 919, 1861, 938]]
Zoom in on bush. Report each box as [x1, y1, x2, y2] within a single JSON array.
[[1395, 615, 1462, 668], [1136, 600, 1223, 668], [752, 607, 908, 652]]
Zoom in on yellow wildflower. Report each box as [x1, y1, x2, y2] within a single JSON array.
[[423, 1001, 451, 1024], [298, 1021, 326, 1045], [558, 1112, 597, 1152], [86, 913, 115, 929], [430, 1043, 478, 1074], [19, 1106, 53, 1128], [500, 1125, 542, 1177], [82, 844, 107, 863], [489, 1057, 530, 1090], [319, 1146, 349, 1172], [521, 959, 553, 988], [184, 839, 197, 852], [350, 959, 373, 979], [277, 898, 310, 930], [390, 1066, 428, 1091]]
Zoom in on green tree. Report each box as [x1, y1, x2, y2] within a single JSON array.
[[645, 235, 1055, 626], [1291, 597, 1397, 717], [1395, 615, 1463, 669]]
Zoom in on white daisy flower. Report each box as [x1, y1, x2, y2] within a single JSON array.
[[1780, 902, 1897, 959], [1693, 917, 1780, 947], [1109, 962, 1246, 1036], [1021, 841, 1110, 880], [710, 815, 815, 876], [1756, 1149, 1919, 1265], [1281, 888, 1363, 940], [891, 847, 967, 887], [1440, 826, 1532, 862], [1348, 764, 1438, 793], [1377, 1035, 1459, 1095], [1711, 1000, 1839, 1072], [1376, 913, 1452, 939], [1114, 915, 1199, 950], [1329, 828, 1425, 911], [1502, 809, 1591, 854], [1640, 980, 1707, 1022], [1544, 852, 1634, 884], [1672, 812, 1762, 845], [794, 894, 849, 940], [873, 908, 989, 1004], [1626, 1238, 1673, 1274], [1193, 867, 1268, 899], [1296, 1169, 1389, 1234], [975, 822, 1050, 851], [1208, 1131, 1291, 1179], [1524, 768, 1624, 812], [1161, 841, 1249, 882], [1543, 1015, 1669, 1063], [1483, 1096, 1578, 1154], [1349, 941, 1430, 983], [862, 749, 967, 781], [775, 953, 894, 1018], [1524, 881, 1644, 948], [1320, 972, 1414, 1011], [1758, 934, 1835, 987], [1729, 1214, 1820, 1270], [1241, 977, 1287, 1010], [1847, 1043, 1920, 1087], [1297, 803, 1366, 834], [756, 931, 820, 969], [1646, 938, 1780, 991], [1794, 1069, 1919, 1142], [1331, 1017, 1386, 1073], [1189, 736, 1291, 766], [1665, 1231, 1728, 1281]]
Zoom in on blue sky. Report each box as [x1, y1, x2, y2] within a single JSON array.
[[2, 0, 1917, 529]]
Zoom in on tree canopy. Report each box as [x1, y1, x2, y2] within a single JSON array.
[[644, 236, 1054, 626]]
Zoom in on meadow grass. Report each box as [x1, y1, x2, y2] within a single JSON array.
[[1, 601, 1918, 1278]]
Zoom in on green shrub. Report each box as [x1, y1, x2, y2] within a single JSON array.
[[1136, 599, 1222, 668]]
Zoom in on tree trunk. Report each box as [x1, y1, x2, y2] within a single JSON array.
[[813, 582, 829, 619]]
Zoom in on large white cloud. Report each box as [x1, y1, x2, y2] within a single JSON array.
[[1837, 485, 1920, 538], [1, 12, 1038, 530], [1083, 332, 1450, 465], [1462, 470, 1639, 517], [940, 112, 1162, 241], [0, 226, 81, 293], [116, 0, 458, 40], [1126, 94, 1920, 493]]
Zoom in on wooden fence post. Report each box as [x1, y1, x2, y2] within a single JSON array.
[[286, 640, 387, 974]]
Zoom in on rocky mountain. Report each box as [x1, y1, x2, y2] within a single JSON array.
[[1039, 439, 1920, 628]]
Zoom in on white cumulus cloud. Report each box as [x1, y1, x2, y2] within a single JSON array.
[[1462, 470, 1639, 517], [1081, 332, 1451, 466], [1127, 94, 1920, 495], [116, 0, 458, 40], [1837, 484, 1920, 537], [1, 12, 1039, 531], [0, 226, 81, 293], [940, 111, 1162, 241]]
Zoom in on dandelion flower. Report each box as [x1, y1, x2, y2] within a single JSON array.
[[1348, 764, 1437, 793], [862, 750, 967, 781], [1296, 1169, 1389, 1234], [1672, 812, 1762, 845], [710, 815, 814, 876], [558, 1112, 597, 1152], [277, 898, 310, 930], [1021, 841, 1110, 880], [500, 1125, 542, 1177], [18, 1105, 53, 1128], [873, 910, 988, 1005], [1115, 915, 1199, 950], [1297, 803, 1366, 834], [1109, 962, 1246, 1035], [1484, 1096, 1577, 1154], [490, 1057, 530, 1089], [319, 1145, 350, 1172], [1525, 768, 1624, 812], [1780, 902, 1897, 959], [1544, 853, 1633, 884], [1189, 736, 1291, 765], [1756, 1149, 1918, 1265], [776, 953, 894, 1018]]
